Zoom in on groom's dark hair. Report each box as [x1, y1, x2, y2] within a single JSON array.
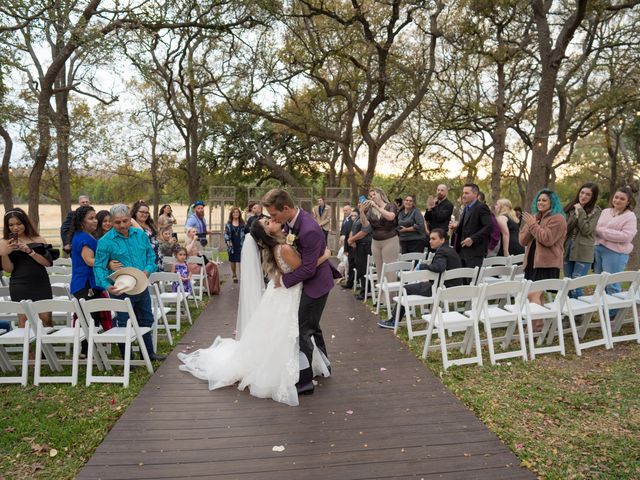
[[262, 189, 295, 210]]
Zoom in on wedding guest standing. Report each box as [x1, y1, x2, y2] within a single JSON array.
[[131, 200, 162, 271], [425, 184, 454, 236], [95, 210, 112, 239], [224, 207, 246, 283], [157, 204, 177, 230], [449, 183, 492, 270], [312, 197, 331, 243], [245, 202, 263, 230], [594, 186, 638, 294], [185, 228, 220, 294], [348, 209, 372, 300], [69, 205, 112, 355], [360, 187, 399, 283], [519, 190, 567, 330], [563, 183, 601, 297], [185, 200, 211, 247], [60, 195, 90, 257], [495, 198, 525, 257], [397, 194, 426, 254], [0, 208, 53, 327]]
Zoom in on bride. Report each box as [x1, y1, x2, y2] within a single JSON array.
[[178, 216, 331, 406]]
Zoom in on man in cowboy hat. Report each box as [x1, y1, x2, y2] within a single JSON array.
[[94, 204, 166, 361]]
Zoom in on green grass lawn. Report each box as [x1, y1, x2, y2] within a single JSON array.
[[0, 299, 208, 480], [382, 303, 640, 479]]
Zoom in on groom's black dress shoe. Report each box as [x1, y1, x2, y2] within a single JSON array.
[[296, 381, 315, 395]]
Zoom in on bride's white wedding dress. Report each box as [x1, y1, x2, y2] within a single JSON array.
[[178, 244, 330, 406]]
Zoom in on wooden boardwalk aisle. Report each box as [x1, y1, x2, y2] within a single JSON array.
[[78, 281, 535, 480]]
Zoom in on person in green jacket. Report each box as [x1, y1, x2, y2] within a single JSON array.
[[563, 182, 601, 298]]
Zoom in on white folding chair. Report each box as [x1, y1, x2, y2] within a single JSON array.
[[422, 285, 484, 369], [507, 253, 525, 266], [398, 252, 427, 263], [80, 297, 153, 387], [553, 274, 610, 355], [49, 274, 72, 287], [188, 256, 210, 304], [437, 267, 479, 288], [522, 278, 569, 360], [375, 261, 415, 318], [475, 280, 529, 365], [148, 283, 173, 349], [162, 256, 176, 272], [482, 256, 509, 267], [27, 299, 85, 386], [601, 271, 640, 346], [53, 257, 72, 267], [363, 254, 378, 302], [392, 269, 440, 339], [0, 300, 34, 385], [148, 272, 193, 331], [46, 265, 72, 275], [476, 265, 515, 285]]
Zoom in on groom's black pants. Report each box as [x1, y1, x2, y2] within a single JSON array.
[[298, 291, 329, 385]]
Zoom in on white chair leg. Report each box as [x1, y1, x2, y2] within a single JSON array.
[[34, 333, 43, 386]]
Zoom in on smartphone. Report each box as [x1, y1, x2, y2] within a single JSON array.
[[10, 232, 18, 241], [359, 195, 367, 204], [172, 232, 178, 239]]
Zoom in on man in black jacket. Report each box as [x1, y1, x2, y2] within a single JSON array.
[[379, 228, 461, 328], [425, 184, 454, 236], [339, 205, 355, 288], [60, 195, 91, 256], [449, 183, 492, 270]]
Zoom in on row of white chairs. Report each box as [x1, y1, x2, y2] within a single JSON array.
[[387, 271, 640, 369], [162, 255, 211, 306], [376, 262, 524, 320], [359, 253, 525, 310], [0, 271, 194, 386], [0, 297, 152, 387]]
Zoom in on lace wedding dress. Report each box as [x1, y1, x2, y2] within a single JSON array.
[[178, 244, 330, 406]]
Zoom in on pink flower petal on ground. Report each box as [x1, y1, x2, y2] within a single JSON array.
[[515, 443, 524, 450], [346, 410, 354, 415], [380, 367, 387, 372]]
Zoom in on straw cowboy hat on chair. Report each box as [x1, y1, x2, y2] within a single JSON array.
[[108, 267, 149, 295]]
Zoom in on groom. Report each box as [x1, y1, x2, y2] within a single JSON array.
[[262, 189, 340, 395]]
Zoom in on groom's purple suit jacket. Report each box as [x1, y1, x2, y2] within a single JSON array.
[[282, 209, 340, 299]]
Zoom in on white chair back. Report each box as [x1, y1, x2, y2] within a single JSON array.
[[438, 267, 479, 287], [482, 256, 508, 267]]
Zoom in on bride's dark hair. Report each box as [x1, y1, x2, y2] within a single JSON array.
[[250, 219, 284, 279]]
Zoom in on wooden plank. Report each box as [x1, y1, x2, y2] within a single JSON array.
[[77, 281, 534, 479]]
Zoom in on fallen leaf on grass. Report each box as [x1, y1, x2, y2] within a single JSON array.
[[49, 449, 58, 458], [30, 463, 44, 473]]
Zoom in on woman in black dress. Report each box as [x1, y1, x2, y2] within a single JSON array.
[[494, 198, 524, 257], [0, 208, 53, 327]]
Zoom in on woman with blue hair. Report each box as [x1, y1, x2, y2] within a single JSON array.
[[519, 189, 567, 330]]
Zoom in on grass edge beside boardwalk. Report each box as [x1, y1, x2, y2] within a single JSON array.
[[0, 299, 209, 480], [396, 328, 640, 479]]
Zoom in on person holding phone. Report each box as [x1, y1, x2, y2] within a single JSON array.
[[359, 187, 400, 283], [1, 208, 53, 327]]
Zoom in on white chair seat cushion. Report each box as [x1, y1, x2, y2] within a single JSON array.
[[379, 281, 402, 292], [46, 327, 85, 341], [95, 326, 152, 341], [564, 297, 600, 315], [0, 328, 36, 343]]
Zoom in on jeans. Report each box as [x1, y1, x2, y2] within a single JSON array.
[[594, 244, 629, 295], [110, 290, 156, 359], [563, 259, 592, 298]]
